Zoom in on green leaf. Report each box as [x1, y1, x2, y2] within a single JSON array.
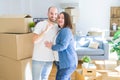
[[113, 30, 120, 40], [29, 22, 35, 28], [81, 56, 91, 63]]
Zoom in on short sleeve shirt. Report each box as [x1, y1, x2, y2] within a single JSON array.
[[32, 20, 59, 61]]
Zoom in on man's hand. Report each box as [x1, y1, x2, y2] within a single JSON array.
[[33, 33, 39, 42]]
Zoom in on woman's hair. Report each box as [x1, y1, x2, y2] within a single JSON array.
[[59, 12, 73, 29]]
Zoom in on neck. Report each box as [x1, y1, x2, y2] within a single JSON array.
[[47, 19, 56, 24]]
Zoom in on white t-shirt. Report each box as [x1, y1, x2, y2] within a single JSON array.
[[32, 20, 59, 61]]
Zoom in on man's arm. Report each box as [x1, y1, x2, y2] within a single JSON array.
[[33, 31, 46, 42], [33, 23, 53, 42]]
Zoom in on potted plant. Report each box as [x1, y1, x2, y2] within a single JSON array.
[[110, 29, 120, 60], [29, 21, 35, 32], [81, 56, 91, 68]]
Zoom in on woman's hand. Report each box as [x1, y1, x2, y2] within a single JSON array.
[[44, 41, 53, 49]]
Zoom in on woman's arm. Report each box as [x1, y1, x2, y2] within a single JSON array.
[[47, 28, 72, 51]]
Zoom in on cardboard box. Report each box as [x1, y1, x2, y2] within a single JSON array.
[[76, 69, 102, 80], [0, 78, 5, 80], [85, 72, 102, 80], [72, 23, 76, 34], [0, 33, 33, 60], [0, 15, 33, 33], [65, 8, 79, 16], [75, 69, 84, 80], [98, 71, 120, 80], [82, 64, 96, 76], [0, 56, 32, 80], [70, 16, 79, 23], [82, 68, 96, 76]]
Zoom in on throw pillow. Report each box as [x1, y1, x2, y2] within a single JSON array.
[[88, 41, 99, 49], [78, 37, 90, 47], [93, 38, 103, 49]]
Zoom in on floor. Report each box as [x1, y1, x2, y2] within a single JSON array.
[[48, 52, 119, 80], [48, 61, 81, 80]]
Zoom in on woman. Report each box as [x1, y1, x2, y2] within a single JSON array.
[[45, 12, 78, 80]]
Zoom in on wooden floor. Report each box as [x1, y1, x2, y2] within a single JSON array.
[[48, 61, 82, 80], [49, 60, 120, 80]]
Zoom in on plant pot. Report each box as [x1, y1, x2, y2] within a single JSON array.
[[82, 62, 89, 68], [30, 27, 34, 32]]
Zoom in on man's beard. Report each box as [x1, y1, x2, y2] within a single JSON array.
[[49, 18, 56, 23]]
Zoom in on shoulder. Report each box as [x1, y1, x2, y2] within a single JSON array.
[[35, 20, 47, 28], [59, 27, 72, 36], [37, 20, 47, 25], [53, 24, 59, 30], [61, 27, 71, 34]]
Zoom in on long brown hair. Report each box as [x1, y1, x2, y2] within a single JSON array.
[[59, 12, 73, 29]]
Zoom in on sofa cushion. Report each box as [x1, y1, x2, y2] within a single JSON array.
[[88, 41, 99, 49], [75, 36, 104, 49], [76, 47, 104, 56], [75, 36, 92, 47], [77, 37, 90, 47], [93, 37, 103, 49]]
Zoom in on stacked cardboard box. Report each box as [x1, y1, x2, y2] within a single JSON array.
[[0, 15, 33, 33], [0, 15, 34, 80], [0, 33, 33, 60], [65, 8, 79, 34], [0, 56, 32, 80]]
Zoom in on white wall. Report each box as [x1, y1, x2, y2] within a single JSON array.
[[0, 0, 120, 36], [20, 0, 31, 15], [29, 0, 61, 18], [0, 0, 22, 15], [0, 0, 61, 17], [76, 0, 120, 35]]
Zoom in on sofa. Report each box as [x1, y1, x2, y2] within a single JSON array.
[[74, 35, 109, 60]]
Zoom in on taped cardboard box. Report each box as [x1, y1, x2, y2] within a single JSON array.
[[75, 69, 84, 80], [82, 68, 96, 76], [70, 16, 79, 23], [0, 33, 33, 60], [0, 15, 33, 33], [0, 78, 5, 80], [82, 64, 96, 76], [65, 8, 79, 16], [72, 23, 76, 34], [75, 69, 102, 80], [0, 56, 32, 80]]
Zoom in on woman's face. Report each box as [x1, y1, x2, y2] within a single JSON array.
[[57, 13, 64, 28]]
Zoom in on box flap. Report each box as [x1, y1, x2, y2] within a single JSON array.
[[0, 14, 31, 18]]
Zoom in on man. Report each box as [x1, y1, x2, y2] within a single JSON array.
[[32, 6, 59, 80]]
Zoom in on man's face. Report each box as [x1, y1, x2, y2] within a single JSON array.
[[48, 8, 58, 22]]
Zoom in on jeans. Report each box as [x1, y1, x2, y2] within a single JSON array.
[[32, 60, 53, 80], [54, 61, 76, 80]]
